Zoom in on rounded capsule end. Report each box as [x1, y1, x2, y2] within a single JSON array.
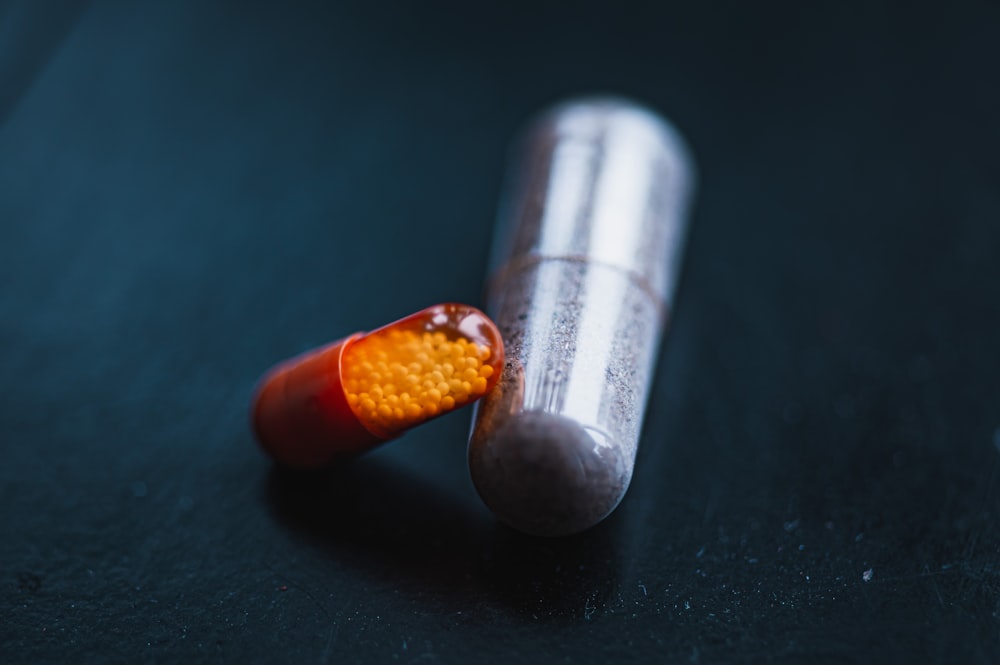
[[469, 412, 631, 537], [532, 95, 696, 198], [251, 336, 382, 470]]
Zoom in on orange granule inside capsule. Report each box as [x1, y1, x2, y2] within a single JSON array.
[[342, 328, 497, 437], [251, 302, 503, 470]]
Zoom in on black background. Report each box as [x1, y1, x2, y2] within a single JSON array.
[[2, 1, 999, 662]]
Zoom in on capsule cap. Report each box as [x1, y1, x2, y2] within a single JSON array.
[[490, 96, 695, 304], [252, 335, 383, 469]]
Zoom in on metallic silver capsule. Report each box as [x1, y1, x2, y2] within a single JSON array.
[[468, 97, 696, 536]]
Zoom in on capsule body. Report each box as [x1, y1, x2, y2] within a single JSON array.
[[254, 303, 503, 469], [469, 98, 695, 536]]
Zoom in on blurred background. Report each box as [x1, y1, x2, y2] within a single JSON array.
[[2, 1, 998, 662]]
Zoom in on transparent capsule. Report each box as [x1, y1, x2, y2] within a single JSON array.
[[469, 98, 696, 536]]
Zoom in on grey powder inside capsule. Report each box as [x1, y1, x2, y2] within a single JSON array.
[[469, 261, 659, 536], [469, 411, 627, 537], [469, 97, 694, 537]]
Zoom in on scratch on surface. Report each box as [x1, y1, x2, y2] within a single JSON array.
[[968, 427, 1000, 561], [923, 564, 946, 609], [320, 595, 357, 664], [868, 567, 960, 583], [638, 582, 647, 596], [584, 596, 596, 620], [263, 562, 331, 621], [320, 622, 341, 664]]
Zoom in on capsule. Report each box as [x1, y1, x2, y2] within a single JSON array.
[[468, 98, 696, 536], [253, 303, 504, 469]]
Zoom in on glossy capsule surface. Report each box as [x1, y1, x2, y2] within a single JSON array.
[[469, 98, 696, 536], [253, 303, 503, 469]]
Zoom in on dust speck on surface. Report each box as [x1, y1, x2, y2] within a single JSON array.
[[862, 568, 874, 582]]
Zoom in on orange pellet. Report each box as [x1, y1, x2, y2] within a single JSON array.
[[342, 327, 495, 438]]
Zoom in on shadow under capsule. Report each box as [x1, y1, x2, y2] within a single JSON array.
[[264, 455, 629, 617]]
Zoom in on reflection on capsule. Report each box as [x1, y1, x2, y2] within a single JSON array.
[[468, 97, 695, 536], [252, 303, 504, 469]]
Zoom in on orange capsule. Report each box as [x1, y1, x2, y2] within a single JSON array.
[[252, 303, 504, 469]]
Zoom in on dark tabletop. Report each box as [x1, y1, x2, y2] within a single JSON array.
[[2, 1, 999, 663]]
